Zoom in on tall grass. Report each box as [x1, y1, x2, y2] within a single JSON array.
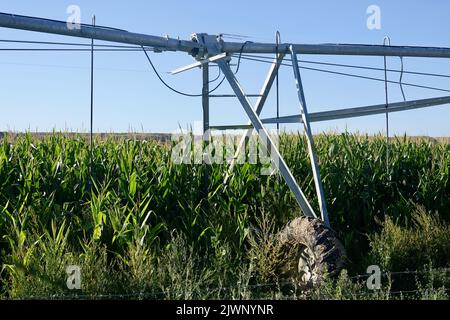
[[0, 132, 449, 299]]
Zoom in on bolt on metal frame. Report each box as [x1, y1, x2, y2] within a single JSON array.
[[2, 12, 450, 228]]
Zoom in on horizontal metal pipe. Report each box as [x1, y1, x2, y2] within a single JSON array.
[[0, 12, 199, 53], [2, 12, 450, 58], [211, 96, 450, 129], [210, 124, 253, 130], [223, 42, 450, 57], [262, 95, 450, 124]]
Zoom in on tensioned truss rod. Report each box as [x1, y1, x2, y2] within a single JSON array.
[[3, 12, 450, 57]]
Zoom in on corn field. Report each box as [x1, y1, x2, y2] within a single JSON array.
[[0, 132, 449, 299]]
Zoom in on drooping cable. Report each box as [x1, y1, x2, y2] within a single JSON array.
[[2, 36, 449, 97], [234, 41, 252, 75], [3, 36, 450, 79], [141, 46, 225, 97], [209, 67, 221, 84], [234, 53, 450, 80], [399, 56, 406, 101], [235, 55, 450, 94]]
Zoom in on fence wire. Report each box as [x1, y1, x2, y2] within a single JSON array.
[[3, 268, 449, 300]]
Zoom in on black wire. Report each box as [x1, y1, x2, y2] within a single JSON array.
[[234, 53, 450, 79], [0, 39, 153, 49], [3, 37, 450, 79], [3, 36, 450, 79], [234, 41, 252, 75], [209, 66, 221, 84], [236, 55, 450, 94], [400, 57, 406, 101], [3, 36, 449, 95], [141, 46, 225, 97], [0, 48, 146, 52]]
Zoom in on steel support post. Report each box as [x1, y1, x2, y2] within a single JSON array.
[[217, 60, 317, 219], [202, 63, 210, 200], [202, 63, 210, 142], [290, 46, 330, 227]]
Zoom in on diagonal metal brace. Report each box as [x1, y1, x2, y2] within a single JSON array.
[[224, 53, 285, 183], [290, 46, 330, 227], [217, 60, 317, 219]]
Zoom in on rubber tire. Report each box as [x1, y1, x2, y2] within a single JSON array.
[[277, 216, 346, 289]]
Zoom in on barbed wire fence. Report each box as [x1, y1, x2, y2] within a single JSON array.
[[2, 267, 449, 300]]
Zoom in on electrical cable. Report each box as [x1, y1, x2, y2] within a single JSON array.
[[209, 66, 221, 84], [0, 48, 147, 52], [235, 55, 450, 94], [3, 36, 450, 96], [234, 53, 450, 79], [141, 46, 225, 97], [399, 56, 407, 101], [234, 41, 252, 75], [3, 38, 450, 80], [0, 38, 154, 49], [3, 36, 450, 79]]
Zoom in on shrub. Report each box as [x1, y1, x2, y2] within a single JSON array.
[[369, 205, 450, 272]]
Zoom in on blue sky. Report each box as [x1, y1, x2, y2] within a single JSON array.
[[0, 0, 450, 136]]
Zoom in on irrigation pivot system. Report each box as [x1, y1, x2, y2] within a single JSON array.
[[1, 11, 450, 233]]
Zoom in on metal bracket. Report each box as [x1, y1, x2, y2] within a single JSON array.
[[191, 33, 222, 58]]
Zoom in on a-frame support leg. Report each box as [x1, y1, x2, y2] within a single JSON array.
[[289, 46, 330, 227], [217, 60, 317, 219], [225, 53, 285, 182]]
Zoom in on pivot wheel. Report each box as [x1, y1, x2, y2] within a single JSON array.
[[277, 216, 346, 288]]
